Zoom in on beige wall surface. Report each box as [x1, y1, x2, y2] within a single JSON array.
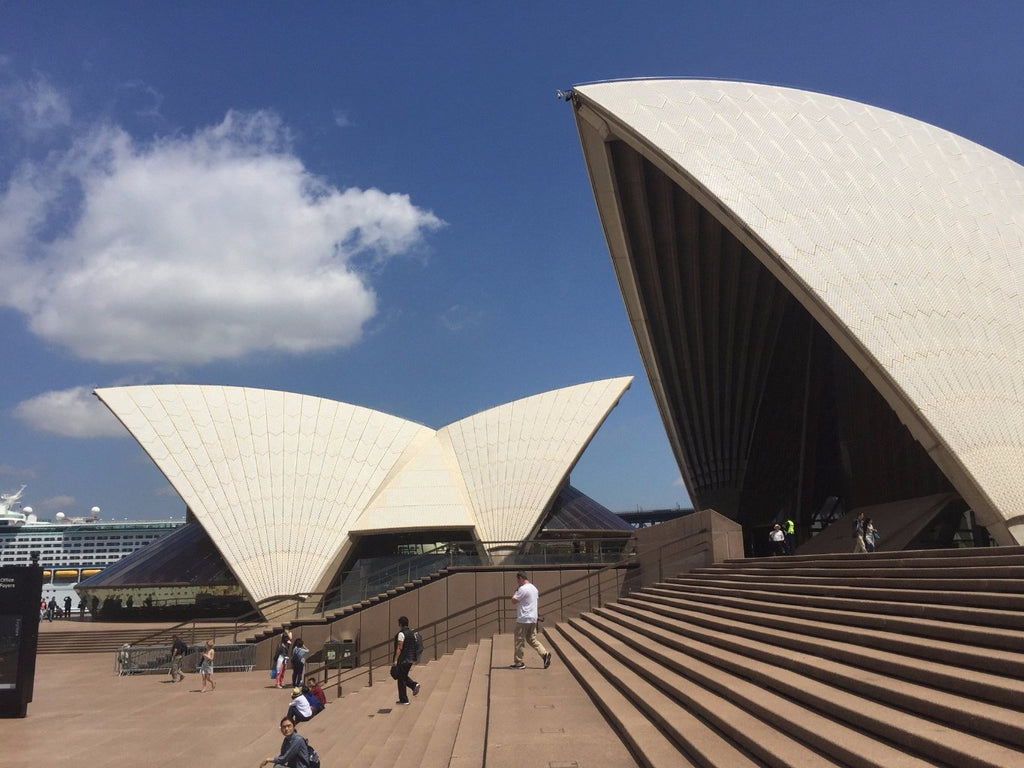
[[258, 518, 737, 672]]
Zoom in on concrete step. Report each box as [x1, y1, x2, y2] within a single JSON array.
[[360, 651, 464, 768], [366, 648, 467, 768], [636, 586, 1024, 654], [695, 563, 1024, 580], [539, 548, 1024, 767], [447, 637, 492, 768], [666, 574, 1024, 609], [572, 611, 1023, 767], [347, 654, 462, 768], [721, 546, 1024, 567], [619, 593, 1024, 680], [657, 581, 1024, 629], [397, 643, 480, 768], [599, 601, 1024, 747], [564, 614, 906, 767], [485, 632, 639, 768], [548, 622, 751, 768], [313, 669, 418, 764]]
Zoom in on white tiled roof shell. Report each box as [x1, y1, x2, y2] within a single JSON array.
[[574, 79, 1024, 534], [95, 385, 431, 603], [95, 377, 631, 604], [439, 376, 633, 544]]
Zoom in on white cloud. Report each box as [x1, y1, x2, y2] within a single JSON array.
[[0, 106, 443, 364], [36, 495, 77, 515], [13, 387, 128, 438], [0, 464, 37, 480], [0, 73, 72, 139], [439, 303, 482, 332]]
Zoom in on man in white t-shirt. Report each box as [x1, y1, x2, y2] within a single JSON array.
[[509, 571, 551, 670]]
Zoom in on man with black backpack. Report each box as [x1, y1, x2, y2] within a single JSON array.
[[392, 616, 422, 705]]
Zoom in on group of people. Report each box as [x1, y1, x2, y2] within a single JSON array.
[[259, 570, 553, 767], [768, 518, 797, 556], [273, 630, 310, 689], [39, 595, 82, 621], [769, 514, 882, 555], [263, 637, 333, 766], [853, 511, 881, 553], [166, 635, 216, 691]]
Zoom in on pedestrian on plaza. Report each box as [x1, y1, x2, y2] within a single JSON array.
[[852, 511, 868, 553], [199, 640, 216, 692], [509, 571, 551, 670], [770, 524, 787, 556], [290, 638, 308, 688], [864, 516, 880, 552], [273, 631, 292, 688], [169, 634, 188, 683], [784, 516, 796, 555]]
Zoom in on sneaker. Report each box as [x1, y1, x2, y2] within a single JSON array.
[[508, 662, 526, 669], [543, 653, 552, 669], [395, 700, 410, 705], [413, 683, 421, 696]]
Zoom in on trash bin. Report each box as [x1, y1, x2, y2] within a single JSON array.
[[338, 637, 357, 668], [322, 640, 342, 669], [323, 637, 357, 669]]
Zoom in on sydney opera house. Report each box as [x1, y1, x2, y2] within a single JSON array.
[[570, 79, 1023, 549], [80, 378, 634, 618], [81, 78, 1023, 616]]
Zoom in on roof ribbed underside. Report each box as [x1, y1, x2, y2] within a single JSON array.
[[96, 377, 631, 604], [574, 79, 1024, 531]]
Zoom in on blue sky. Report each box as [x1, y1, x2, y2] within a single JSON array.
[[1, 2, 1021, 521]]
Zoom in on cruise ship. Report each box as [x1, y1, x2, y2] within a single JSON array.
[[0, 486, 183, 611]]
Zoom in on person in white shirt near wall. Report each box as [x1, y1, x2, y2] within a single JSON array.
[[509, 571, 551, 670]]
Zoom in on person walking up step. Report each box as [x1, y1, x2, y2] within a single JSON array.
[[509, 571, 551, 670]]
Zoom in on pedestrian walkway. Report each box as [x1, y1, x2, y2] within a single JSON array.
[[1, 629, 637, 767]]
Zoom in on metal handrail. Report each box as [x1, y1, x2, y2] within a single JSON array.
[[306, 525, 711, 698], [250, 535, 636, 626]]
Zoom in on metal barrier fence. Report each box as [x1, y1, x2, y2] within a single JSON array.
[[115, 643, 256, 676]]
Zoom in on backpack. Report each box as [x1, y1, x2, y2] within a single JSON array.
[[304, 737, 321, 768]]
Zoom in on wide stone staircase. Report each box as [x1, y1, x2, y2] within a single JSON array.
[[545, 546, 1024, 768], [301, 639, 493, 768], [234, 633, 635, 768]]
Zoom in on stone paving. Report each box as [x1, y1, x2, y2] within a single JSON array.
[[2, 622, 638, 767]]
